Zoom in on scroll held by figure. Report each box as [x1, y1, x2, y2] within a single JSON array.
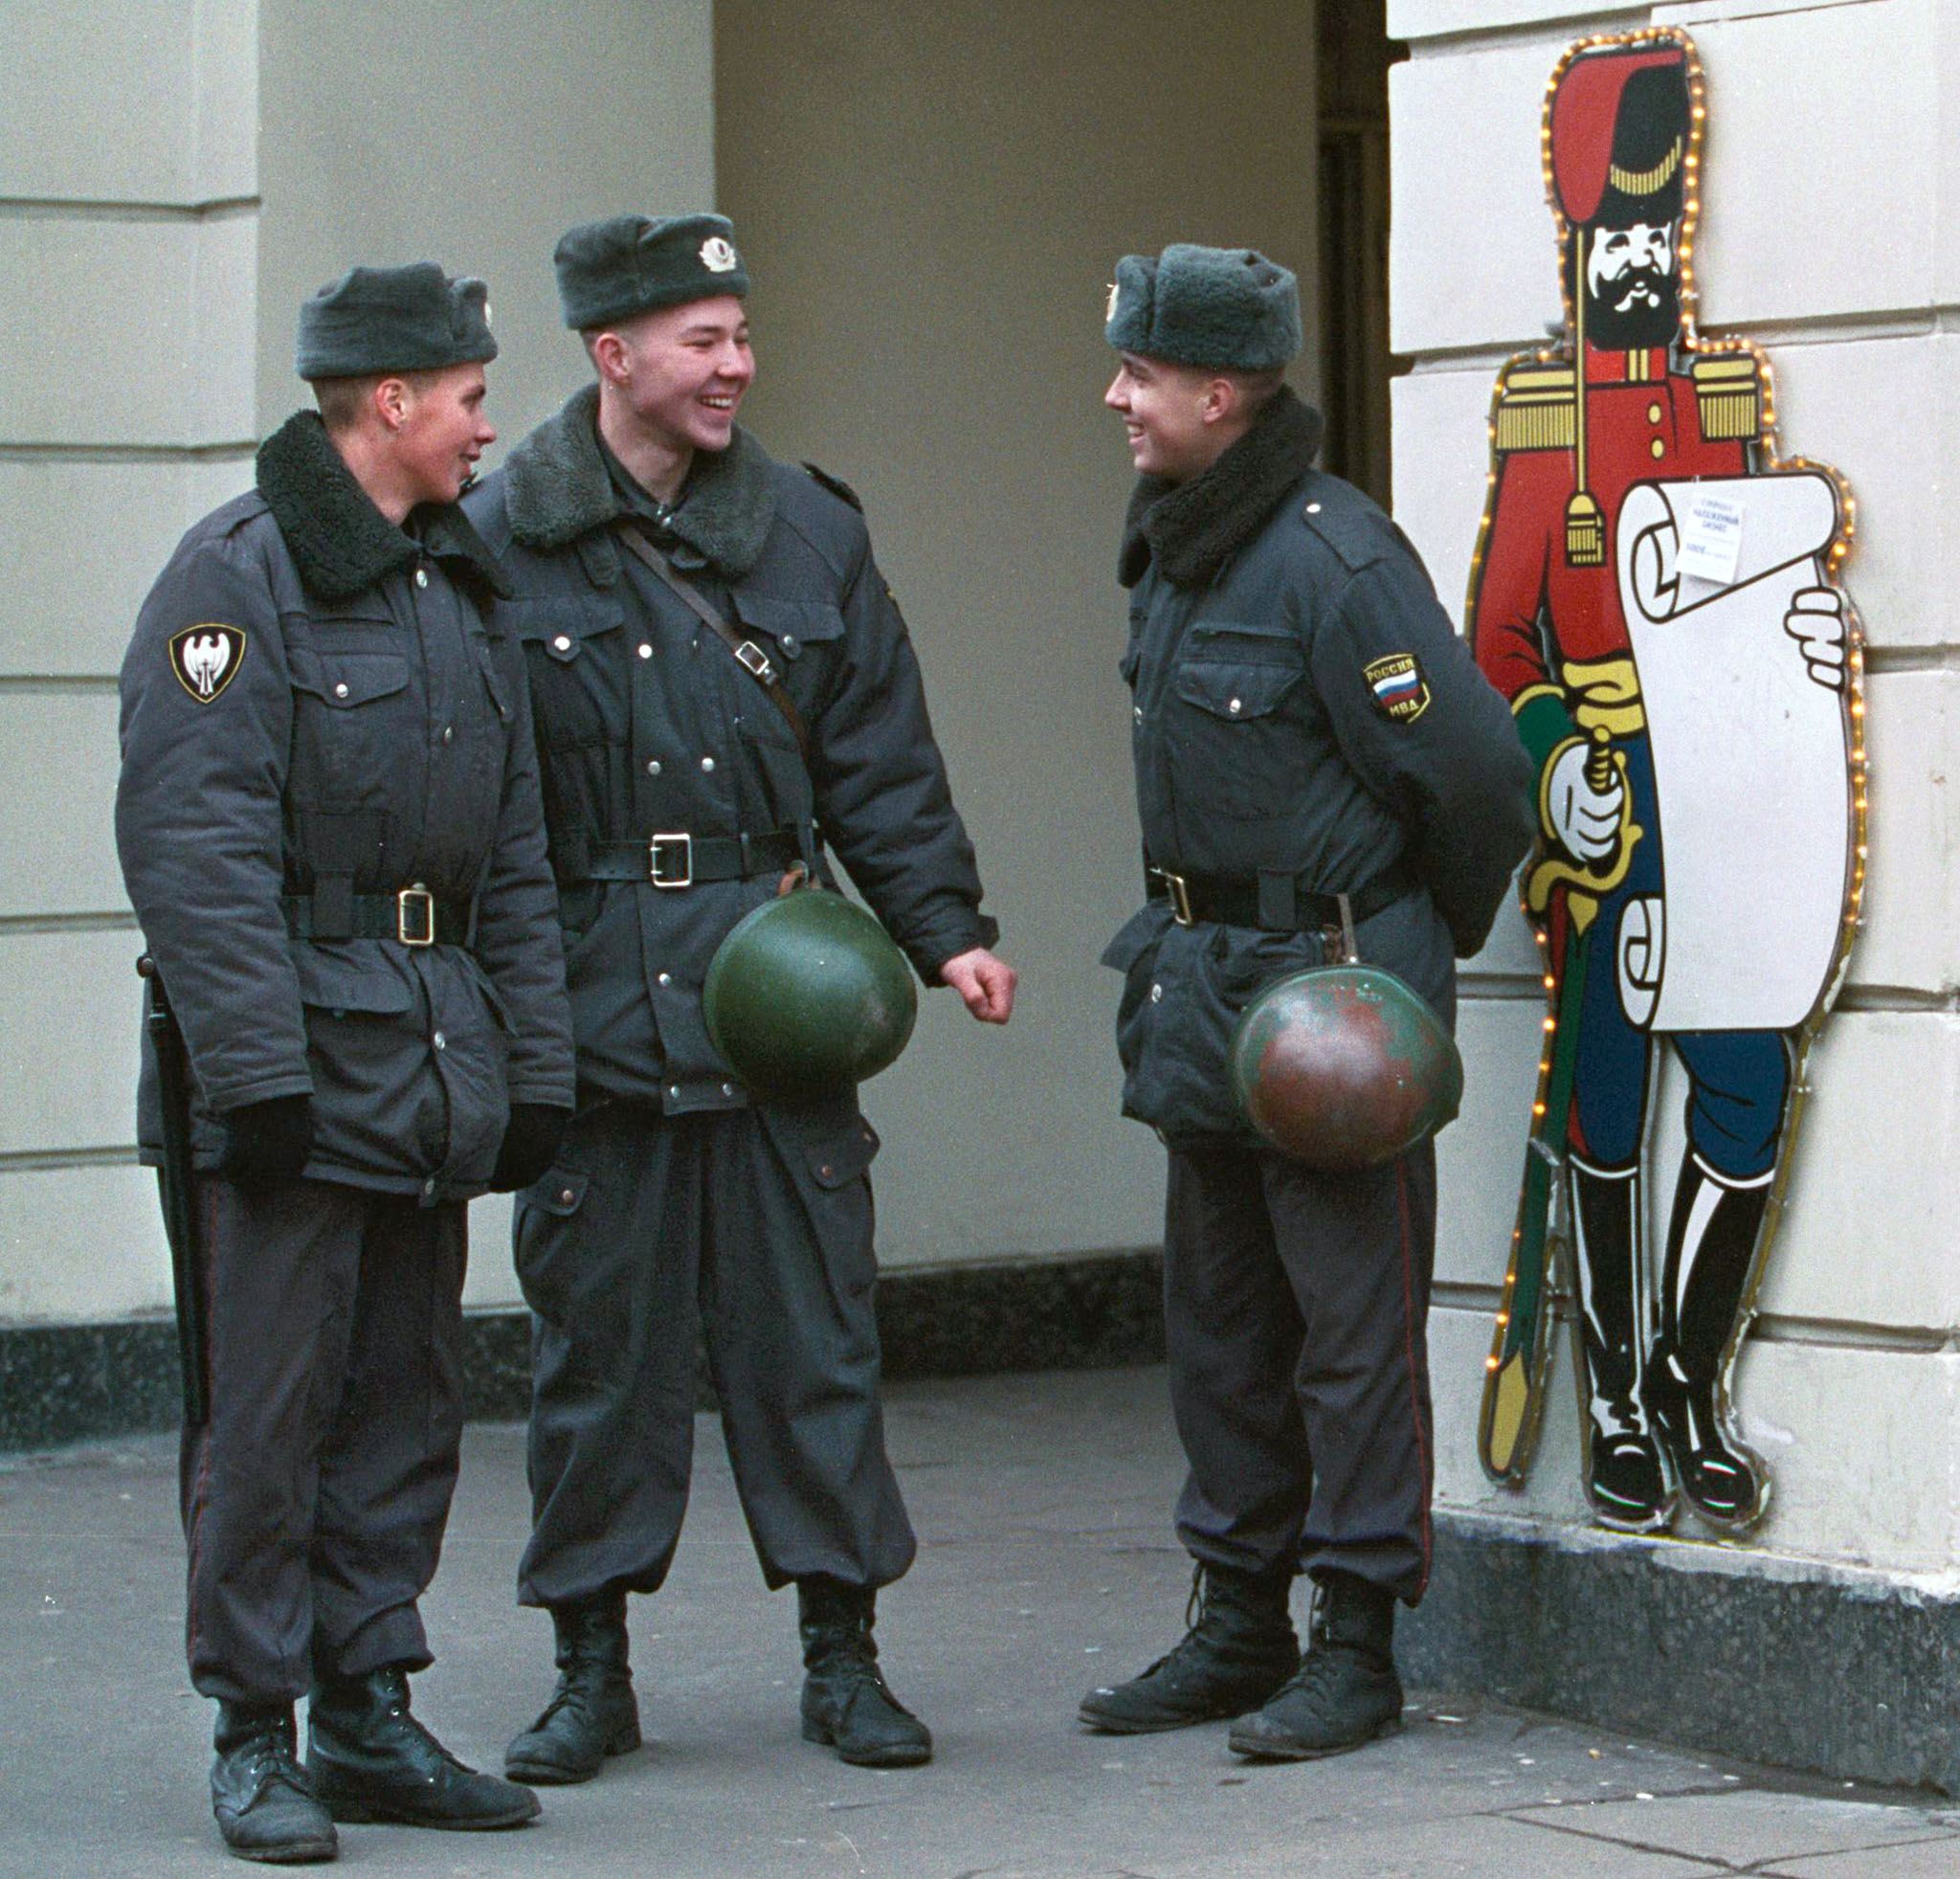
[[1467, 26, 1862, 1535]]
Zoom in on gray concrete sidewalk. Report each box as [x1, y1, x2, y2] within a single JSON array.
[[1, 1364, 1954, 1878]]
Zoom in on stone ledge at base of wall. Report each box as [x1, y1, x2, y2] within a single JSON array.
[[0, 1246, 1169, 1452], [1404, 1510, 1960, 1797]]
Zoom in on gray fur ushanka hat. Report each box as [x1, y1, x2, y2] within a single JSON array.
[[296, 263, 496, 379], [554, 213, 749, 330], [1104, 243, 1302, 371]]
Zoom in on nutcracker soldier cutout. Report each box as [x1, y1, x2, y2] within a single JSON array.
[[1470, 28, 1861, 1534]]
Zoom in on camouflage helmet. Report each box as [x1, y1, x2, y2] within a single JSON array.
[[1229, 965, 1463, 1171], [703, 887, 918, 1104]]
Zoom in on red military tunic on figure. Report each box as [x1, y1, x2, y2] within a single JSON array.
[[1474, 345, 1749, 708]]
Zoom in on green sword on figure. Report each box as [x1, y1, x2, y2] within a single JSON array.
[[1480, 728, 1629, 1482]]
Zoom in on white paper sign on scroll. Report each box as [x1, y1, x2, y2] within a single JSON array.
[[1615, 470, 1849, 1033]]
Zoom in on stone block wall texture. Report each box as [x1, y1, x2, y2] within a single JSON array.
[[1390, 0, 1960, 1577], [0, 0, 261, 1331]]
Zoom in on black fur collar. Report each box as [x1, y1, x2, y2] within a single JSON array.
[[256, 412, 506, 601], [1120, 388, 1325, 590], [502, 384, 777, 579]]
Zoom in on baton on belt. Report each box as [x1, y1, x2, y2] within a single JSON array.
[[137, 955, 210, 1428]]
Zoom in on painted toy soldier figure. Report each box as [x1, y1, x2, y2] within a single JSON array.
[[1470, 39, 1848, 1531], [117, 265, 573, 1861], [1083, 244, 1533, 1758], [465, 213, 1014, 1781]]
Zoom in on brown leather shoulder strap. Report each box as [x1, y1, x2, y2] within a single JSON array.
[[616, 521, 812, 759]]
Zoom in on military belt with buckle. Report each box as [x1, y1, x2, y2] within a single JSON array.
[[580, 824, 809, 887], [281, 884, 474, 947], [649, 833, 694, 888], [1145, 857, 1420, 934]]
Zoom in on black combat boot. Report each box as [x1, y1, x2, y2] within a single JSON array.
[[1229, 1571, 1403, 1760], [1080, 1561, 1299, 1734], [211, 1702, 337, 1864], [1645, 1156, 1774, 1527], [1570, 1161, 1669, 1532], [305, 1666, 541, 1830], [797, 1577, 933, 1768], [504, 1593, 641, 1785]]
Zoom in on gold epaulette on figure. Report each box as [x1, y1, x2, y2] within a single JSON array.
[[1692, 353, 1761, 441], [1494, 366, 1576, 453]]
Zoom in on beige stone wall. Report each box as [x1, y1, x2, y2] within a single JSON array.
[[715, 0, 1320, 1266], [1389, 0, 1960, 1573], [254, 0, 715, 449], [0, 0, 260, 1324]]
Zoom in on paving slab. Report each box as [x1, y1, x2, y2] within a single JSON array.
[[0, 1365, 1955, 1877], [1506, 1789, 1955, 1870]]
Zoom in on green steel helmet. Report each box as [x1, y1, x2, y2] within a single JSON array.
[[1229, 965, 1463, 1171], [702, 888, 918, 1104]]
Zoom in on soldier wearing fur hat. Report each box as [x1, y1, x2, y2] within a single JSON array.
[[464, 213, 1013, 1779], [116, 264, 573, 1860], [1083, 243, 1532, 1758]]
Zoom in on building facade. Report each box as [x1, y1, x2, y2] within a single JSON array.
[[1391, 0, 1960, 1789], [4, 0, 1951, 1788]]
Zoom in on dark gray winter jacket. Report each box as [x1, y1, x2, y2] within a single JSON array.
[[116, 413, 573, 1197], [464, 388, 995, 1113], [1105, 391, 1534, 1141]]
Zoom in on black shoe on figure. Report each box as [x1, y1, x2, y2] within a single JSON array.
[[211, 1703, 338, 1864], [797, 1577, 933, 1768], [505, 1593, 642, 1785], [306, 1666, 541, 1830], [1080, 1561, 1300, 1734], [1229, 1572, 1404, 1760], [1644, 1349, 1767, 1526], [1584, 1396, 1672, 1532]]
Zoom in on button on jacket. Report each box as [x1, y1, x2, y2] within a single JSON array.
[[464, 385, 995, 1110], [116, 412, 574, 1197]]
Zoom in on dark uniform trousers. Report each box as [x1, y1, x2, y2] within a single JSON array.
[[1166, 1137, 1437, 1604], [182, 1175, 467, 1705], [514, 1097, 913, 1610]]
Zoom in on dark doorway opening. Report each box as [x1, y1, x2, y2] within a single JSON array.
[[1318, 2, 1402, 508]]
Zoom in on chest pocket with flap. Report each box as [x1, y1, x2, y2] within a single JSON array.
[[288, 648, 413, 800], [1166, 621, 1309, 822], [511, 595, 626, 749]]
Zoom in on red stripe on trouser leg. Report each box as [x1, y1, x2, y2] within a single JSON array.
[[1395, 1159, 1433, 1597]]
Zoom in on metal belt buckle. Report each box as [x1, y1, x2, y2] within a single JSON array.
[[396, 884, 436, 947], [649, 832, 694, 889], [1153, 867, 1194, 928], [734, 639, 777, 684]]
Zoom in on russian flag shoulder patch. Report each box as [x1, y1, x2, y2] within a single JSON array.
[[1363, 652, 1431, 724]]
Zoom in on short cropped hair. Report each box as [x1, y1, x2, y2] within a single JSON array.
[[1225, 365, 1287, 414], [309, 369, 444, 433]]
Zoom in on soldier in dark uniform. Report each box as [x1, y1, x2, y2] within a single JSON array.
[[117, 265, 574, 1861], [464, 213, 1013, 1779], [1081, 245, 1533, 1758]]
